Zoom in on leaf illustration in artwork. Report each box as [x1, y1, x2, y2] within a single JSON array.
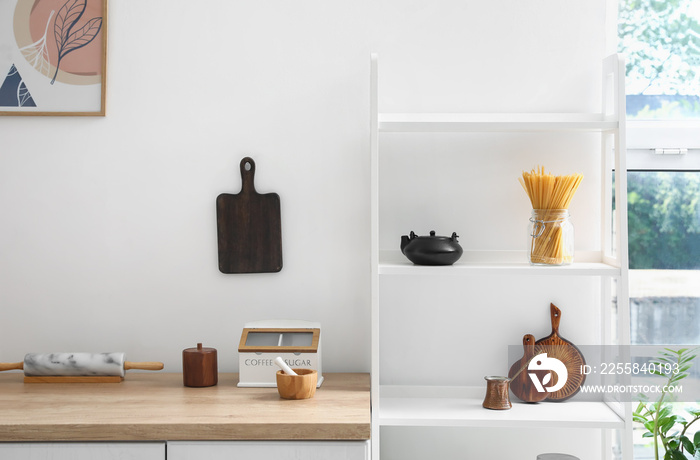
[[18, 81, 36, 107], [50, 0, 102, 85], [20, 10, 55, 77], [60, 18, 102, 57], [54, 0, 86, 51]]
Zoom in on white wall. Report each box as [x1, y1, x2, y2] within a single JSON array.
[[0, 0, 608, 373]]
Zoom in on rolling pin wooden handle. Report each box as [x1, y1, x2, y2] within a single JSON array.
[[0, 362, 24, 372], [124, 361, 164, 371]]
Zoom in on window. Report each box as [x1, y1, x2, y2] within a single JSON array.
[[619, 0, 700, 121], [627, 170, 700, 343], [618, 0, 700, 150], [625, 169, 700, 459], [618, 1, 700, 458]]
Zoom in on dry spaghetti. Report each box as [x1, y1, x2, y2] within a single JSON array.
[[519, 167, 583, 265]]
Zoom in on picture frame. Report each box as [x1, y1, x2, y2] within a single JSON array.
[[0, 0, 107, 116]]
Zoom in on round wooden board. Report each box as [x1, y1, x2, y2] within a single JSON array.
[[533, 303, 586, 401]]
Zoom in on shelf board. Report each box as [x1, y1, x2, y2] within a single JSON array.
[[378, 113, 618, 132], [377, 386, 624, 429], [378, 251, 621, 276]]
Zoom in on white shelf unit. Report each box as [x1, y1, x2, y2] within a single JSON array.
[[370, 54, 631, 460]]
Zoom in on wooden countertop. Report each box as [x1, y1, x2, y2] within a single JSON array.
[[0, 373, 370, 442]]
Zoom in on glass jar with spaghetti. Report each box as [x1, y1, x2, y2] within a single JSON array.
[[527, 209, 574, 265]]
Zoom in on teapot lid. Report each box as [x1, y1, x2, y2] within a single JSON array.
[[409, 230, 459, 240]]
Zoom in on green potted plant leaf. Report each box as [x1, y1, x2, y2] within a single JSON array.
[[633, 348, 700, 460]]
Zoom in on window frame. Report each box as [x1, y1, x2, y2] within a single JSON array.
[[627, 120, 700, 153], [610, 0, 700, 156]]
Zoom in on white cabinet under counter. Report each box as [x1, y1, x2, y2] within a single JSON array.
[[0, 443, 165, 460], [168, 441, 369, 460], [0, 441, 370, 460]]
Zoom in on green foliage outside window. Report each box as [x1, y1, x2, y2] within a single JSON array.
[[628, 171, 700, 269], [618, 0, 700, 118]]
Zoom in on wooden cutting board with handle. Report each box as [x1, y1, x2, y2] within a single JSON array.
[[216, 157, 283, 274], [508, 334, 548, 403], [534, 303, 586, 401]]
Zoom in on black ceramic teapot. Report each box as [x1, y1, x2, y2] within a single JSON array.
[[400, 230, 463, 265]]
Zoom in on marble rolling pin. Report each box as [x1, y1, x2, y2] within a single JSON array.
[[0, 352, 164, 383]]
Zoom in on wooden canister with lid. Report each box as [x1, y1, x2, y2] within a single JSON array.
[[182, 343, 218, 387]]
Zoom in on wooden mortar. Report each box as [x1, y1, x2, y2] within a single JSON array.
[[276, 369, 317, 400]]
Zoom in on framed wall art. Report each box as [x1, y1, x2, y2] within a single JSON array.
[[0, 0, 107, 116]]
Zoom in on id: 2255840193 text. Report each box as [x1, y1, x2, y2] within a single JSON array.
[[581, 361, 680, 376]]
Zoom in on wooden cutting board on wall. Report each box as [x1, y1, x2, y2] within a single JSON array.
[[216, 157, 283, 274]]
